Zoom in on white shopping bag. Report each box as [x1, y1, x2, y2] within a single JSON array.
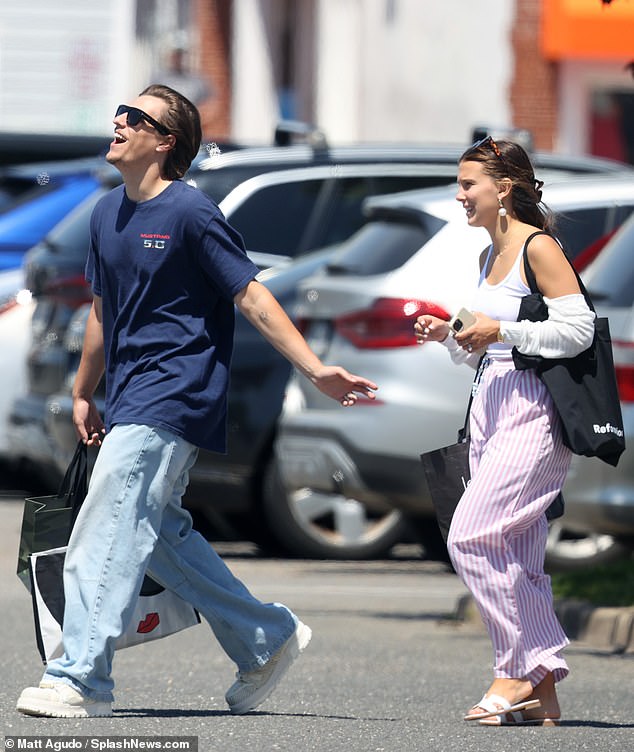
[[29, 546, 200, 663]]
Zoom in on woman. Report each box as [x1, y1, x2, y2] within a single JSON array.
[[415, 137, 595, 726]]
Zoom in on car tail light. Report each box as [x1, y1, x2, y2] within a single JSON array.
[[334, 298, 450, 349], [43, 274, 93, 309], [573, 230, 616, 271], [613, 340, 634, 403], [616, 365, 634, 402]]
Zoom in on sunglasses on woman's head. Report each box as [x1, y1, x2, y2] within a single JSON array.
[[472, 135, 504, 160], [469, 135, 510, 178], [115, 104, 170, 136]]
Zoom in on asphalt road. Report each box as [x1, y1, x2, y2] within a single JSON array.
[[1, 493, 633, 752]]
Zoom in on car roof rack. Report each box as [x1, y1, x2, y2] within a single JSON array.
[[274, 120, 328, 152], [470, 125, 534, 153]]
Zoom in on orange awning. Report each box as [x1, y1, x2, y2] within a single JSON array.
[[541, 0, 634, 60]]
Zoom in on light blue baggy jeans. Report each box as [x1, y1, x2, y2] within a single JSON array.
[[43, 424, 296, 702]]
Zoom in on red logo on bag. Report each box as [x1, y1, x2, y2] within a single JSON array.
[[137, 612, 160, 633]]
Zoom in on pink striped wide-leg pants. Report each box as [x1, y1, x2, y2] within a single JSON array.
[[447, 357, 571, 685]]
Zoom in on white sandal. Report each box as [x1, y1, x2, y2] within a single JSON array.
[[464, 693, 541, 722]]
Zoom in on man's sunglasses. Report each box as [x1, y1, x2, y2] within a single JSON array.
[[115, 104, 170, 136]]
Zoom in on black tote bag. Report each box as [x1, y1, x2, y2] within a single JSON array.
[[420, 364, 478, 544], [512, 232, 625, 467], [420, 431, 471, 544], [17, 441, 87, 589]]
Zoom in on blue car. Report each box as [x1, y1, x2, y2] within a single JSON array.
[[0, 144, 240, 273], [0, 158, 115, 272]]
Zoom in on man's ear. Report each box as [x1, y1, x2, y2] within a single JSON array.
[[156, 134, 176, 153]]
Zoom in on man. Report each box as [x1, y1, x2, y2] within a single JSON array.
[[17, 85, 377, 718]]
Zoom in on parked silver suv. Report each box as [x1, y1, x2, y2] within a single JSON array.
[[273, 174, 634, 564]]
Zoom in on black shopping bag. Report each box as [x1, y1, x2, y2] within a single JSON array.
[[16, 441, 87, 589], [420, 438, 470, 544], [420, 363, 477, 546], [29, 546, 201, 664]]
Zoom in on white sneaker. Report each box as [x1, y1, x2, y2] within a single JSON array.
[[225, 620, 312, 714], [16, 682, 112, 718]]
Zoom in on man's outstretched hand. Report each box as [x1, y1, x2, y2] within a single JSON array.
[[311, 366, 378, 407]]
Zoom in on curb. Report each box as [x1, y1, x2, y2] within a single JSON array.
[[557, 601, 634, 653], [454, 595, 634, 654]]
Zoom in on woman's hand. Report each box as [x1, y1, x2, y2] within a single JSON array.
[[452, 312, 501, 353], [415, 312, 502, 353], [414, 315, 450, 344]]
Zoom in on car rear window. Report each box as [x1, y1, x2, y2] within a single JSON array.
[[584, 214, 634, 307], [227, 179, 326, 255], [556, 205, 634, 261], [324, 211, 446, 276], [189, 160, 311, 205]]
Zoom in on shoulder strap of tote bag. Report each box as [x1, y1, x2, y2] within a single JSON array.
[[522, 231, 596, 314], [458, 355, 486, 442]]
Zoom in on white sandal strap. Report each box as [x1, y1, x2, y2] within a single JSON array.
[[478, 694, 511, 713]]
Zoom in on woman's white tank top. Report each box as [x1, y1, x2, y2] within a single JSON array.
[[470, 242, 531, 357]]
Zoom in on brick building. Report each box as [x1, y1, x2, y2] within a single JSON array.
[[191, 0, 633, 161], [4, 1, 629, 159]]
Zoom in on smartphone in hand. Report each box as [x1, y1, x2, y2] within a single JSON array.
[[449, 307, 476, 334]]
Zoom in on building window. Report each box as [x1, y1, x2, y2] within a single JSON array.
[[590, 90, 634, 165]]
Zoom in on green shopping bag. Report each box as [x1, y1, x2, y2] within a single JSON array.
[[16, 441, 87, 590]]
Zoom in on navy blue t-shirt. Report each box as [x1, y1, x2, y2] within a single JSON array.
[[86, 180, 259, 452]]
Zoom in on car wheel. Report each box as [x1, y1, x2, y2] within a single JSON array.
[[545, 520, 631, 572], [262, 458, 408, 559]]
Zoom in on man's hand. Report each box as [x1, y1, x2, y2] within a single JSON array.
[[235, 280, 378, 406], [73, 396, 106, 446], [311, 366, 378, 406]]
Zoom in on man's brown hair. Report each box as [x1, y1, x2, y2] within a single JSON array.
[[140, 84, 202, 180]]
